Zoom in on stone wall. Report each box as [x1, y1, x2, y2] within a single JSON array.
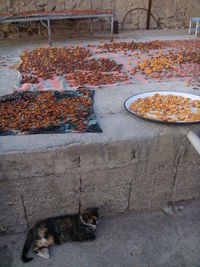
[[0, 0, 200, 38], [0, 135, 199, 234]]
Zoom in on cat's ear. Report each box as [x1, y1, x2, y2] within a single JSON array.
[[92, 208, 99, 213], [90, 207, 99, 216]]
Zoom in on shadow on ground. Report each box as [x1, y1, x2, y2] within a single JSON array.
[[0, 199, 200, 267]]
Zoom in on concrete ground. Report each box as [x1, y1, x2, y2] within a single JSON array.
[[0, 29, 200, 266], [0, 199, 200, 267], [0, 29, 199, 153]]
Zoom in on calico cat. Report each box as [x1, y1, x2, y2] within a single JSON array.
[[21, 207, 99, 263]]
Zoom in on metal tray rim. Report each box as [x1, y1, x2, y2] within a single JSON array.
[[124, 90, 200, 125]]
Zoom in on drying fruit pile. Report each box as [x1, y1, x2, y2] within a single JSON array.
[[164, 39, 200, 50], [0, 90, 102, 135], [129, 94, 200, 123], [78, 58, 122, 72], [66, 71, 128, 86], [16, 46, 127, 86], [15, 39, 200, 89], [98, 39, 200, 88], [16, 46, 91, 84], [135, 49, 200, 79], [98, 40, 165, 52], [98, 39, 200, 54]]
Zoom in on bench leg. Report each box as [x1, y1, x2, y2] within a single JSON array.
[[38, 23, 41, 36], [111, 16, 114, 40], [195, 21, 199, 36], [47, 19, 52, 46], [189, 20, 192, 34]]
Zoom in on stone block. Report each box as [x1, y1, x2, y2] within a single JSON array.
[[171, 166, 200, 201], [64, 141, 138, 174], [104, 140, 137, 165], [24, 192, 79, 227], [129, 156, 175, 210], [86, 141, 137, 171], [80, 166, 134, 213], [151, 190, 171, 209], [0, 151, 55, 179], [73, 143, 105, 172], [0, 169, 80, 232], [21, 174, 80, 226], [171, 143, 200, 201], [130, 184, 152, 210], [0, 155, 21, 181], [132, 160, 174, 186], [0, 179, 27, 233], [148, 135, 179, 163], [20, 151, 55, 178], [53, 148, 81, 174]]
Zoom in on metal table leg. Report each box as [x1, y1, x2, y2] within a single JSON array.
[[111, 16, 114, 40], [47, 19, 52, 46], [189, 19, 192, 34], [195, 21, 199, 36]]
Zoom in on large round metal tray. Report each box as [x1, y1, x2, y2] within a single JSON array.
[[124, 91, 200, 125]]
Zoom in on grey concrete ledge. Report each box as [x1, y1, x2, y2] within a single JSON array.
[[0, 81, 200, 153], [0, 34, 200, 234]]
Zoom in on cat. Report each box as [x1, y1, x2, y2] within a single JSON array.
[[21, 207, 99, 263]]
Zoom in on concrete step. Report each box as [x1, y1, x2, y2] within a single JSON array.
[[0, 199, 200, 267]]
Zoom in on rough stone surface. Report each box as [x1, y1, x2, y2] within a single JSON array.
[[171, 141, 200, 201], [1, 0, 200, 38], [0, 177, 27, 233], [0, 199, 200, 267], [0, 135, 199, 234]]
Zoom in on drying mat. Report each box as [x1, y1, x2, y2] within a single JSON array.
[[0, 89, 102, 135]]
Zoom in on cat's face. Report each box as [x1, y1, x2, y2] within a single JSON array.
[[81, 208, 99, 230]]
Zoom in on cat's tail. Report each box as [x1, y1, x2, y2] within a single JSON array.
[[21, 228, 34, 263]]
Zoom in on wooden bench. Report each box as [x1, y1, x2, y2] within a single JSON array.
[[189, 17, 200, 36]]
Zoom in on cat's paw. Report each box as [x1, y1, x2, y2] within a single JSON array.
[[37, 248, 50, 260]]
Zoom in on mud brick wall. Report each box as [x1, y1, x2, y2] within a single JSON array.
[[0, 0, 200, 38]]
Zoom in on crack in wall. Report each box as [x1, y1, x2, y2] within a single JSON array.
[[77, 156, 81, 168], [170, 139, 186, 200], [132, 149, 136, 160], [20, 195, 30, 230], [78, 154, 83, 210], [79, 177, 83, 193], [127, 145, 142, 210], [127, 178, 134, 210]]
